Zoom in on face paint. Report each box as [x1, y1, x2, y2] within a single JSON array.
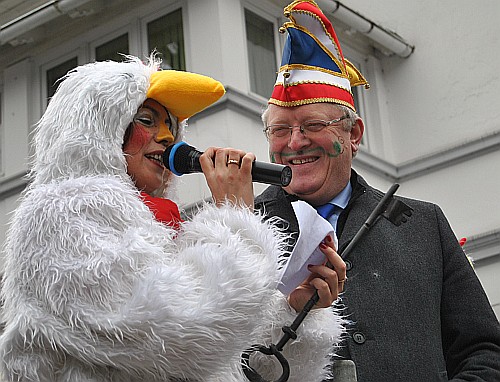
[[127, 124, 151, 153], [156, 122, 175, 144], [327, 136, 345, 158], [124, 99, 174, 196], [266, 103, 356, 205], [133, 100, 176, 145], [271, 141, 344, 160]]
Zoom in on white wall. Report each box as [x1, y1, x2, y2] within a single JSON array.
[[399, 150, 500, 240], [2, 59, 32, 178], [341, 0, 500, 163]]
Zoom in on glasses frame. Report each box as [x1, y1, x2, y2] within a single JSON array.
[[264, 115, 350, 140]]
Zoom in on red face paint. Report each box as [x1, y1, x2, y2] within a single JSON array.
[[123, 99, 172, 195], [126, 124, 151, 155]]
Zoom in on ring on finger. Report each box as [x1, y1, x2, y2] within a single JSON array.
[[227, 159, 239, 166]]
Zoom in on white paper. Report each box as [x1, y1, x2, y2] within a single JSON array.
[[278, 201, 337, 295]]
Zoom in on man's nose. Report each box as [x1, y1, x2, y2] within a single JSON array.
[[288, 126, 310, 150], [155, 123, 174, 145]]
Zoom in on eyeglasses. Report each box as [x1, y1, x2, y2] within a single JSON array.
[[264, 115, 350, 139]]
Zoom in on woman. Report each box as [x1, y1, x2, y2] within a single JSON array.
[[0, 56, 345, 381]]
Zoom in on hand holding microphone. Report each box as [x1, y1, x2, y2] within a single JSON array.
[[163, 142, 292, 187]]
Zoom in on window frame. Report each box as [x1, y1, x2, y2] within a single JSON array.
[[34, 2, 185, 119], [341, 45, 370, 150], [140, 4, 186, 69], [89, 26, 132, 63], [243, 1, 283, 101], [40, 50, 82, 114], [244, 8, 279, 99]]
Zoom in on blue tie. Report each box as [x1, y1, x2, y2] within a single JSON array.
[[316, 203, 336, 220], [316, 203, 340, 231]]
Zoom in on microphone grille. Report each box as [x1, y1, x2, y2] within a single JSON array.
[[162, 142, 198, 175]]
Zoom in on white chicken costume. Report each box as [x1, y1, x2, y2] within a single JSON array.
[[0, 56, 344, 381]]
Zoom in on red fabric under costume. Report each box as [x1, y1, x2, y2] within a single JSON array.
[[140, 192, 183, 230]]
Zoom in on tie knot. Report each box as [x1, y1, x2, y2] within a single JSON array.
[[315, 203, 336, 220]]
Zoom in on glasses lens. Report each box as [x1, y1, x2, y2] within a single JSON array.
[[303, 120, 328, 133], [268, 125, 290, 138]]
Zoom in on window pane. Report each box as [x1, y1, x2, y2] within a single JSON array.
[[245, 9, 277, 98], [95, 34, 129, 62], [46, 57, 78, 103], [147, 9, 185, 70], [352, 86, 361, 117]]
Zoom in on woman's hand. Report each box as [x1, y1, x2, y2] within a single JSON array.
[[199, 147, 256, 209], [288, 235, 346, 311]]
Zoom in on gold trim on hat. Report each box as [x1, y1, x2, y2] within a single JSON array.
[[278, 63, 349, 82], [344, 58, 370, 88], [269, 96, 355, 111], [274, 79, 354, 98]]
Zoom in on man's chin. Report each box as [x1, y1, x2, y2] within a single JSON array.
[[285, 183, 320, 200]]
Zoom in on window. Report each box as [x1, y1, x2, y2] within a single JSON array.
[[147, 9, 185, 70], [352, 84, 362, 117], [46, 57, 78, 104], [95, 33, 129, 62], [342, 48, 369, 149], [245, 9, 277, 99]]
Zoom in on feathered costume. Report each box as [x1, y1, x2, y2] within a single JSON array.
[[0, 56, 344, 381]]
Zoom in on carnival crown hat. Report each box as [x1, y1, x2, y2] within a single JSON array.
[[269, 0, 368, 112], [147, 69, 225, 122]]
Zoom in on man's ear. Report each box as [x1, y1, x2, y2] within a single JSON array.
[[350, 118, 365, 153]]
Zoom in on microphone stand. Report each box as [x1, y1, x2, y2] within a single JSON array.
[[241, 183, 412, 382]]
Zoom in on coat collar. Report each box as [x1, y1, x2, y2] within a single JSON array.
[[255, 170, 390, 259]]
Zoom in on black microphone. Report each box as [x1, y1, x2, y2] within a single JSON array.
[[163, 141, 292, 187]]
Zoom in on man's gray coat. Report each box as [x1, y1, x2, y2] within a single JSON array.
[[255, 171, 500, 382]]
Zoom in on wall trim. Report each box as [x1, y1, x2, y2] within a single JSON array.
[[465, 230, 500, 264], [354, 131, 500, 182], [0, 173, 27, 200], [189, 86, 265, 122]]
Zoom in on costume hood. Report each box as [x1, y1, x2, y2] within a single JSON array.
[[32, 57, 154, 186], [31, 56, 224, 191]]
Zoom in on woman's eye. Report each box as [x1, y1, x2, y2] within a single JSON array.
[[137, 117, 154, 126], [134, 112, 156, 127]]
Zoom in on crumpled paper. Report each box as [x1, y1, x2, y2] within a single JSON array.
[[278, 200, 338, 295]]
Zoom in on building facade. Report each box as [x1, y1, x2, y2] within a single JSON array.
[[1, 0, 499, 319]]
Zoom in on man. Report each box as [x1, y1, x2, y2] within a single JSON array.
[[255, 1, 500, 381]]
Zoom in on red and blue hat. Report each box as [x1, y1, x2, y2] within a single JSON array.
[[269, 0, 369, 112]]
